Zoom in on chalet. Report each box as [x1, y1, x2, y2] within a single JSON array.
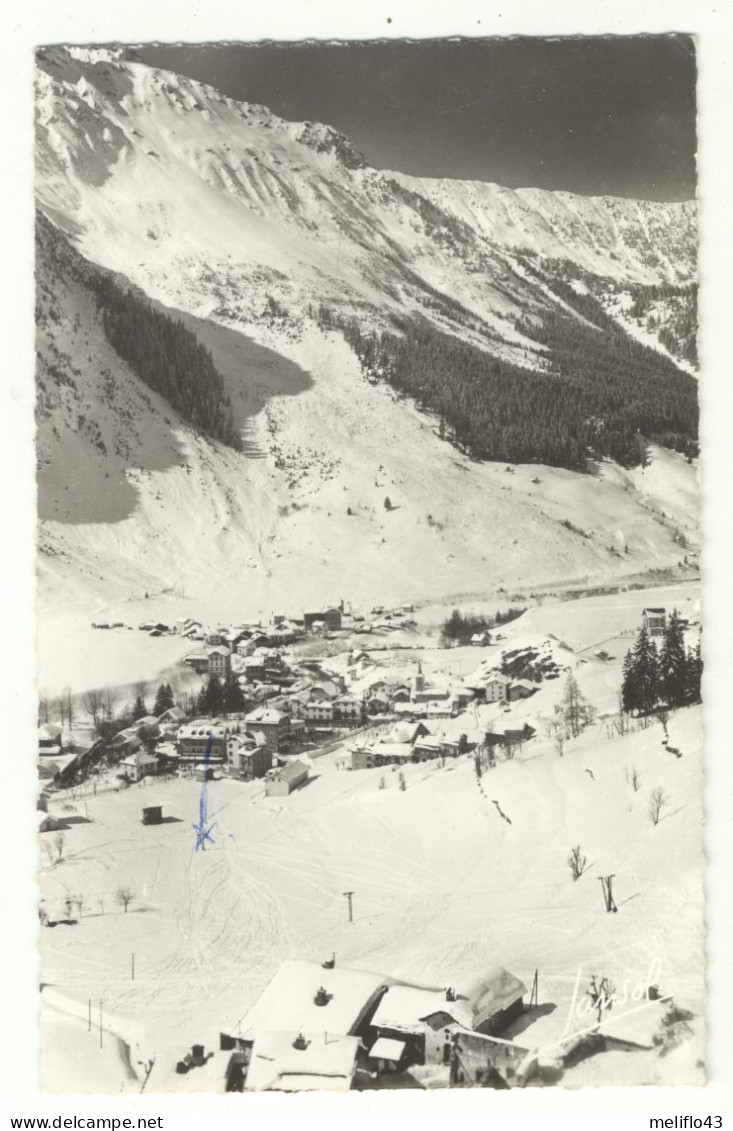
[[423, 1028, 537, 1087], [244, 707, 291, 753], [367, 966, 526, 1067], [134, 715, 160, 739], [484, 673, 512, 703], [484, 721, 536, 747], [158, 706, 185, 736], [38, 724, 63, 758], [453, 686, 476, 710], [427, 701, 454, 719], [240, 656, 266, 683], [120, 750, 160, 783], [364, 692, 390, 716], [388, 721, 431, 745], [264, 760, 309, 797], [391, 686, 411, 703], [507, 679, 537, 702], [350, 742, 413, 771], [227, 734, 272, 779], [470, 632, 491, 646], [224, 959, 389, 1049], [208, 646, 232, 678], [184, 651, 210, 675], [109, 726, 144, 756], [205, 629, 226, 646], [642, 607, 667, 638]]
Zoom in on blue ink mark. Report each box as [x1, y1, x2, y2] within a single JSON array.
[[193, 734, 217, 852]]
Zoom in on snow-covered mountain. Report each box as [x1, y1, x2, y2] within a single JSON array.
[[34, 46, 699, 638]]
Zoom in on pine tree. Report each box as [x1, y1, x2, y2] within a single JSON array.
[[659, 609, 689, 708], [153, 682, 175, 715], [630, 625, 659, 715], [621, 649, 637, 714], [132, 692, 146, 720], [686, 640, 703, 703], [199, 675, 224, 715]]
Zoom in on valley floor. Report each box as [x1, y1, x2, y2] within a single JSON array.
[[38, 586, 705, 1092]]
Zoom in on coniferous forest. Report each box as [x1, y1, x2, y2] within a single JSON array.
[[97, 278, 241, 450], [318, 278, 698, 471]]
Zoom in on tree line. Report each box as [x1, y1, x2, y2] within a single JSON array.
[[440, 606, 526, 646], [317, 279, 698, 471], [96, 276, 241, 450], [621, 611, 702, 716]]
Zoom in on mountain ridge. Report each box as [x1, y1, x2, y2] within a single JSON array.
[[34, 47, 700, 634]]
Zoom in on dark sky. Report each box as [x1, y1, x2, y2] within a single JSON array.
[[138, 37, 696, 201]]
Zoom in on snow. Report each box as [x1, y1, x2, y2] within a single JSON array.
[[34, 50, 699, 692], [38, 587, 704, 1090]]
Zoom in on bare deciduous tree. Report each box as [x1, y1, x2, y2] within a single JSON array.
[[649, 786, 668, 826], [54, 832, 65, 861], [568, 845, 587, 880], [84, 688, 103, 729], [115, 885, 136, 913], [554, 732, 565, 758]]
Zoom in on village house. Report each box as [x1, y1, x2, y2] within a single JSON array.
[[304, 701, 334, 724], [350, 741, 414, 771], [38, 723, 63, 758], [240, 655, 267, 683], [184, 651, 210, 675], [227, 733, 272, 779], [332, 695, 362, 722], [303, 607, 343, 634], [208, 645, 232, 679], [470, 631, 491, 646], [642, 607, 667, 638], [366, 966, 527, 1071], [484, 721, 536, 748], [177, 721, 228, 764], [484, 673, 512, 703], [244, 707, 291, 754], [264, 760, 310, 797], [134, 715, 161, 739], [507, 679, 538, 702], [364, 691, 390, 716], [119, 749, 160, 783]]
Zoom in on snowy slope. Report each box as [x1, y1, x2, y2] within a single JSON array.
[[35, 47, 700, 653]]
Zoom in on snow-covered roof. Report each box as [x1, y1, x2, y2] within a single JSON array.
[[370, 742, 413, 760], [178, 723, 228, 739], [245, 1031, 360, 1092], [369, 1037, 406, 1061], [457, 966, 527, 1027], [269, 760, 309, 784], [120, 751, 158, 768], [233, 959, 389, 1043], [245, 707, 288, 725], [38, 724, 62, 741], [371, 984, 473, 1034]]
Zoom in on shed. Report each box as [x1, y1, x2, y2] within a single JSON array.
[[265, 760, 309, 797], [142, 805, 163, 825]]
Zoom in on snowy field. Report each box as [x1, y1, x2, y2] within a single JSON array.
[[38, 586, 704, 1091]]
